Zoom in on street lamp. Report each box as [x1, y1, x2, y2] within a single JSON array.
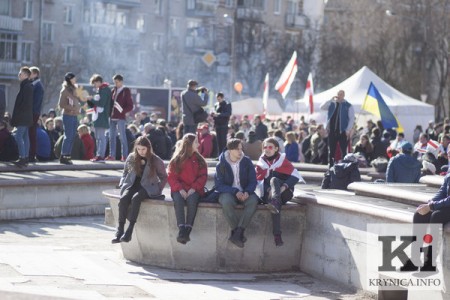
[[385, 9, 428, 102], [223, 13, 236, 101]]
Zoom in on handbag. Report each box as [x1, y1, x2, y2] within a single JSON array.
[[193, 107, 208, 123], [183, 96, 208, 123]]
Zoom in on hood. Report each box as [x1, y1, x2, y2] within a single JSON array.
[[219, 150, 243, 166], [332, 162, 357, 178], [99, 82, 110, 89]]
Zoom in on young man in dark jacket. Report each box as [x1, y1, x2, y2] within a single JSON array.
[[216, 138, 259, 248], [11, 66, 34, 167], [386, 142, 421, 183], [212, 92, 231, 154], [28, 66, 44, 162]]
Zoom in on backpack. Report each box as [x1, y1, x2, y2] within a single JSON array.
[[0, 133, 19, 161]]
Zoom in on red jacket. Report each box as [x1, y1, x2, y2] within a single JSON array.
[[80, 133, 95, 160], [167, 154, 207, 196], [111, 87, 133, 119], [198, 132, 213, 158]]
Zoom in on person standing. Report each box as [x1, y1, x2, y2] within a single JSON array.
[[106, 74, 134, 161], [167, 133, 207, 244], [58, 72, 84, 165], [89, 74, 111, 162], [181, 80, 209, 135], [111, 136, 167, 243], [320, 90, 355, 166], [215, 138, 259, 248], [253, 115, 268, 141], [212, 92, 231, 154], [28, 66, 44, 162], [11, 66, 33, 167]]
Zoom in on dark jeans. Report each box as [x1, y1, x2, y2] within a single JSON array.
[[219, 192, 258, 230], [328, 131, 348, 166], [215, 125, 228, 154], [172, 191, 200, 227], [270, 177, 285, 235], [28, 113, 40, 158], [118, 182, 149, 223]]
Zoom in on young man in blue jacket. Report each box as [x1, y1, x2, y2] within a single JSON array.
[[215, 138, 259, 248]]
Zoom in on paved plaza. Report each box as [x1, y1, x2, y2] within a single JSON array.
[[0, 215, 374, 300]]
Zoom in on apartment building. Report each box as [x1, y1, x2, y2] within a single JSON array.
[[0, 0, 319, 112]]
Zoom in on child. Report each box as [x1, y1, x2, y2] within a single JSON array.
[[111, 136, 167, 243], [256, 137, 304, 246], [167, 133, 207, 244], [77, 124, 94, 160]]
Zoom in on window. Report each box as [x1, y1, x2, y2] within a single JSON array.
[[0, 33, 18, 60], [64, 45, 73, 64], [274, 0, 281, 14], [187, 0, 195, 10], [21, 41, 32, 62], [152, 34, 162, 51], [116, 11, 127, 26], [23, 0, 33, 20], [136, 14, 145, 32], [64, 5, 73, 24], [154, 0, 162, 15], [0, 0, 10, 16], [42, 22, 54, 42], [137, 51, 145, 71], [170, 18, 179, 37], [225, 0, 234, 7]]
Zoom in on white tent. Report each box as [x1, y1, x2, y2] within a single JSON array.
[[296, 66, 435, 142], [231, 97, 283, 116]]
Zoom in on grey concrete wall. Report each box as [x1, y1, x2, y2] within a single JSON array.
[[0, 183, 114, 220], [106, 192, 306, 273]]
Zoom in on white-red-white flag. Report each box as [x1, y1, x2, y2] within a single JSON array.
[[274, 51, 298, 99], [263, 73, 269, 114], [303, 73, 314, 114]]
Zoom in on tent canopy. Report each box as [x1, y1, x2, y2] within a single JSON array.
[[231, 97, 283, 116], [296, 66, 435, 141]]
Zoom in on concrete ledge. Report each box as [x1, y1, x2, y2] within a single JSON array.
[[347, 182, 435, 206], [103, 189, 306, 273], [420, 175, 445, 188]]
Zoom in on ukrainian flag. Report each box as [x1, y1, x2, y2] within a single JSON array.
[[362, 82, 404, 132]]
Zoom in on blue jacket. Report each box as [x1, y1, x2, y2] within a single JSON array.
[[215, 151, 257, 195], [386, 153, 421, 183], [320, 99, 355, 133], [32, 78, 44, 114], [285, 142, 299, 162], [430, 173, 450, 210]]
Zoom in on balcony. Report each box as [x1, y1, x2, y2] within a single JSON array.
[[82, 24, 140, 42], [0, 15, 23, 32], [185, 36, 213, 51], [0, 61, 22, 79], [100, 0, 141, 7], [236, 7, 263, 22], [285, 14, 309, 29], [186, 2, 216, 17]]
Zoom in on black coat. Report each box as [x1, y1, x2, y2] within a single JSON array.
[[213, 101, 231, 127], [11, 79, 33, 127]]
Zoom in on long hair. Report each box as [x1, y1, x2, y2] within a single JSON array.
[[169, 133, 206, 173], [131, 136, 156, 177]]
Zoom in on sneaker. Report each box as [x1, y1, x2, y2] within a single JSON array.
[[105, 156, 115, 161], [274, 234, 284, 247], [13, 157, 28, 168], [120, 156, 126, 162], [59, 156, 73, 165], [90, 156, 105, 162], [266, 198, 281, 214]]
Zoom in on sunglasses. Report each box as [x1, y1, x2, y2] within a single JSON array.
[[263, 145, 274, 150]]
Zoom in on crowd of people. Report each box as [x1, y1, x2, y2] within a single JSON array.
[[2, 72, 450, 249]]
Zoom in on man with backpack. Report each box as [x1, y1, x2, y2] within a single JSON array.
[[181, 80, 209, 135]]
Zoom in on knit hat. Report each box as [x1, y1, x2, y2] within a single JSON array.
[[64, 72, 75, 81]]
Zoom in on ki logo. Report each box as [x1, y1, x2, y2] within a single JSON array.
[[378, 233, 436, 272]]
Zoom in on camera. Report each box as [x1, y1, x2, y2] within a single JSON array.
[[197, 86, 208, 93]]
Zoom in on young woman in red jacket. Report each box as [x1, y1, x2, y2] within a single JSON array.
[[167, 133, 207, 244]]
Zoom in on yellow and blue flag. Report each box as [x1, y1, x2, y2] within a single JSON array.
[[362, 82, 404, 132]]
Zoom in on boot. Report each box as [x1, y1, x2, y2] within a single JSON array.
[[13, 157, 28, 168], [185, 226, 192, 243], [230, 228, 247, 243], [60, 155, 73, 165], [274, 234, 284, 247], [120, 222, 135, 243], [111, 222, 125, 244], [229, 227, 244, 248], [176, 225, 187, 244]]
